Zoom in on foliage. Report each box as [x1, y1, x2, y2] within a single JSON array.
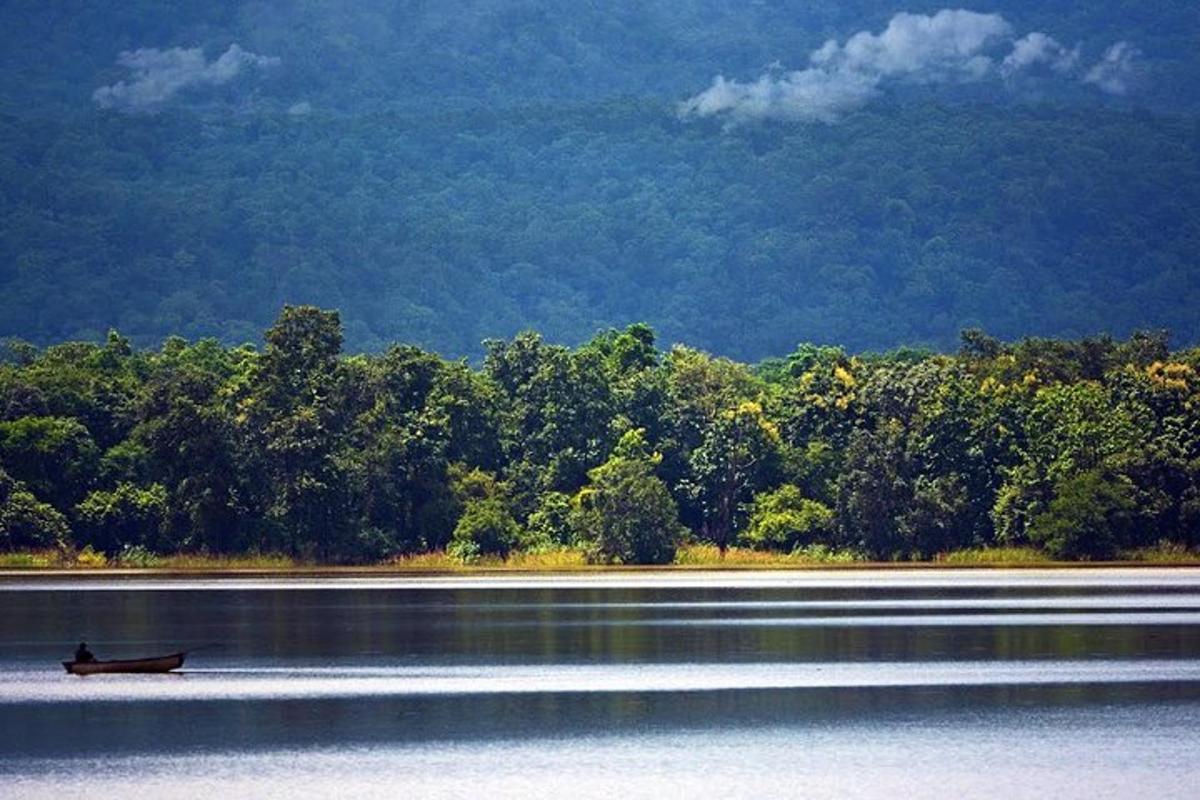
[[0, 467, 69, 551], [114, 544, 161, 568], [2, 308, 1199, 564], [524, 491, 574, 551], [1027, 470, 1137, 559], [74, 482, 168, 555], [740, 485, 834, 552], [74, 546, 108, 568], [447, 498, 522, 563], [570, 431, 684, 565]]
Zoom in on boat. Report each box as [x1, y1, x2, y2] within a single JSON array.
[[62, 651, 186, 675]]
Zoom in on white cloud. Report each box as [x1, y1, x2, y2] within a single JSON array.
[[1001, 33, 1081, 77], [682, 9, 1140, 125], [1084, 42, 1139, 95], [93, 44, 280, 112], [681, 10, 1011, 124]]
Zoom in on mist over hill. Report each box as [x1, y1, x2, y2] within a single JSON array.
[[1, 1, 1198, 358]]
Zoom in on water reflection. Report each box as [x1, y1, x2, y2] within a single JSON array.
[[1, 572, 1199, 798]]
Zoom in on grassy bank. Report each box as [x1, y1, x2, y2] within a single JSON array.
[[3, 543, 1199, 572]]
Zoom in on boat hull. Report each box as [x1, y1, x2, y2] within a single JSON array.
[[62, 652, 186, 675]]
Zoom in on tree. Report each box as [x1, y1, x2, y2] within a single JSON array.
[[684, 402, 781, 553], [448, 498, 522, 562], [243, 306, 350, 558], [75, 482, 168, 555], [524, 491, 573, 550], [741, 485, 834, 552], [0, 468, 69, 551], [570, 430, 684, 564], [1027, 470, 1137, 559], [0, 416, 99, 511]]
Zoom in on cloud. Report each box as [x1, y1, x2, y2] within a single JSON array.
[[93, 44, 280, 112], [1001, 33, 1080, 77], [287, 101, 313, 116], [681, 10, 1010, 123], [1084, 42, 1139, 95], [682, 9, 1139, 124], [809, 10, 1011, 81]]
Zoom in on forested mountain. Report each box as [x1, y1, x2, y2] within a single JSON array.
[[1, 2, 1198, 358]]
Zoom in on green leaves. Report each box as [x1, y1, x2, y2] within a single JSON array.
[[2, 311, 1199, 564], [571, 444, 684, 565], [75, 482, 168, 555], [741, 485, 834, 552]]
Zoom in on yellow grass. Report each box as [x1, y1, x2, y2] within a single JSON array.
[[386, 548, 589, 571], [1122, 542, 1200, 564], [154, 553, 304, 570], [673, 544, 863, 566], [935, 547, 1051, 565], [0, 550, 62, 568]]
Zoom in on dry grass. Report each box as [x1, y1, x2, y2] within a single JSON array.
[[154, 553, 304, 570], [935, 547, 1051, 565], [673, 543, 863, 567], [674, 544, 790, 566], [0, 551, 62, 568], [386, 548, 589, 571], [5, 541, 1200, 573], [1121, 542, 1200, 564], [385, 551, 466, 571], [501, 549, 589, 569]]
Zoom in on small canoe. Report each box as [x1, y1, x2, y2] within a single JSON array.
[[62, 651, 186, 675]]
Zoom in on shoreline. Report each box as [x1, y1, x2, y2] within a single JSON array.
[[3, 562, 1200, 582]]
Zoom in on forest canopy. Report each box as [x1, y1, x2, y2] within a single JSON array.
[[1, 2, 1198, 359], [2, 307, 1198, 564]]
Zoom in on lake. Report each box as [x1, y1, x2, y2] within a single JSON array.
[[2, 569, 1199, 798]]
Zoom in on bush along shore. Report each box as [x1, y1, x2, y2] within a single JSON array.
[[3, 306, 1200, 567]]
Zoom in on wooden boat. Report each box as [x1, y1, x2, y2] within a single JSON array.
[[62, 651, 186, 675]]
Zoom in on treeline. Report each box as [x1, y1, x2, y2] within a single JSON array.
[[2, 306, 1199, 564]]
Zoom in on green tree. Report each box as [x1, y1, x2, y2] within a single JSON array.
[[448, 498, 522, 562], [524, 490, 573, 551], [570, 430, 684, 564], [740, 485, 834, 552], [75, 482, 168, 555], [684, 401, 782, 552], [1027, 470, 1137, 559], [0, 468, 69, 551], [243, 306, 350, 558], [0, 416, 99, 511]]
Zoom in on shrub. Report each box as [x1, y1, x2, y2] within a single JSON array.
[[448, 498, 522, 563], [570, 443, 684, 565], [75, 482, 168, 555], [114, 544, 161, 568], [741, 485, 834, 552], [1028, 470, 1135, 559], [0, 468, 70, 551], [524, 491, 573, 551]]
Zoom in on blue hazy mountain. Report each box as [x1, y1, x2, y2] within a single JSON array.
[[1, 1, 1198, 357]]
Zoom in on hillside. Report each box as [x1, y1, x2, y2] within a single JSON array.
[[1, 2, 1198, 359]]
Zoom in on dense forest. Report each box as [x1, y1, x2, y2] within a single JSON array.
[[2, 306, 1198, 564], [2, 2, 1199, 359]]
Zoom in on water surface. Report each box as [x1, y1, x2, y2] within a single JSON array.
[[2, 569, 1198, 798]]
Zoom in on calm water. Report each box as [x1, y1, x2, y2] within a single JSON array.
[[2, 569, 1199, 798]]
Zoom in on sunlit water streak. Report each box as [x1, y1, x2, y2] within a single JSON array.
[[4, 703, 1199, 800], [2, 571, 1199, 798], [4, 660, 1200, 705]]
